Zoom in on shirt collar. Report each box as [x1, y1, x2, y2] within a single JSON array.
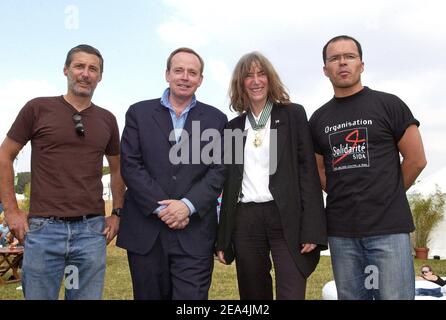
[[160, 88, 197, 116]]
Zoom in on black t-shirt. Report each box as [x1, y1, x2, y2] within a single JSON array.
[[309, 87, 418, 237], [427, 276, 446, 287]]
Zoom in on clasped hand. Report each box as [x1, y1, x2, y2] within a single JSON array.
[[157, 200, 190, 230]]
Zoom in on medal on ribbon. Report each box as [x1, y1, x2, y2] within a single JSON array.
[[247, 101, 273, 147]]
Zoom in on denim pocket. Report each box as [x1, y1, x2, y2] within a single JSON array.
[[85, 216, 106, 236], [27, 217, 49, 234]]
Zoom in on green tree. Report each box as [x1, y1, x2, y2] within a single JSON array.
[[102, 166, 110, 175], [19, 182, 31, 213], [14, 172, 31, 194], [409, 185, 445, 248]]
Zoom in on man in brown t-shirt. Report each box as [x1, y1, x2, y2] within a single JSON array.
[[0, 44, 125, 300]]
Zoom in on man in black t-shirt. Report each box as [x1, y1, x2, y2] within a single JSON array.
[[309, 35, 427, 300]]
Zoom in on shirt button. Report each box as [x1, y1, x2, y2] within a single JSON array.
[[172, 176, 177, 180]]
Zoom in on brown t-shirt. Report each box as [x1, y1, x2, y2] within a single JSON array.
[[8, 96, 120, 217]]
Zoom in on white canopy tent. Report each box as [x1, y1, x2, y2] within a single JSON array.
[[102, 174, 112, 200]]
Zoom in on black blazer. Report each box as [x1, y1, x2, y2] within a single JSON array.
[[216, 103, 327, 278], [117, 99, 228, 256]]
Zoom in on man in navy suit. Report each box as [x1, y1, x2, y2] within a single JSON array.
[[117, 48, 227, 300]]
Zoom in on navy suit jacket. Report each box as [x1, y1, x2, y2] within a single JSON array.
[[116, 99, 228, 256]]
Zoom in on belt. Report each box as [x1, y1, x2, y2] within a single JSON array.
[[33, 214, 102, 222], [238, 200, 275, 207]]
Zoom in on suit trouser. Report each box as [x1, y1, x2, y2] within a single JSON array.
[[233, 201, 306, 300], [127, 225, 214, 300]]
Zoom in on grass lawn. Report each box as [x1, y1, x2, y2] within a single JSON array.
[[1, 243, 445, 300]]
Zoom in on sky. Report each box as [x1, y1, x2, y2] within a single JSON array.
[[1, 0, 445, 180]]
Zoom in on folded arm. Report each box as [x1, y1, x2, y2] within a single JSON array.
[[398, 124, 427, 191]]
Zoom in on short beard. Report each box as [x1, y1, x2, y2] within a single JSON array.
[[73, 89, 93, 97], [70, 84, 94, 98]]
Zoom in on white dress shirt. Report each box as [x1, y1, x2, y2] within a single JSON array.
[[240, 115, 273, 203]]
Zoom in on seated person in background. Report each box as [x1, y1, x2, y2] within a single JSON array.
[[6, 232, 22, 281], [415, 265, 445, 298], [417, 265, 446, 287], [6, 232, 19, 248], [0, 219, 20, 248], [0, 220, 10, 247]]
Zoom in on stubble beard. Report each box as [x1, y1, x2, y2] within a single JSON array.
[[70, 82, 95, 98]]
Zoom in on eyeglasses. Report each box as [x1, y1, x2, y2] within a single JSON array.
[[72, 113, 85, 136], [326, 53, 360, 64]]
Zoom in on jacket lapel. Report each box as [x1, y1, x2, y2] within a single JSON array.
[[270, 104, 288, 170], [231, 114, 246, 177], [152, 101, 175, 146], [182, 102, 203, 140]]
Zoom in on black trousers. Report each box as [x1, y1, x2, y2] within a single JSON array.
[[233, 201, 306, 300], [127, 226, 214, 300]]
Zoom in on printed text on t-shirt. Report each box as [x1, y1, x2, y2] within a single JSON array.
[[329, 127, 370, 171]]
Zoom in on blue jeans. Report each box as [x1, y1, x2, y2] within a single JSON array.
[[415, 288, 443, 298], [328, 233, 414, 300], [22, 216, 106, 300]]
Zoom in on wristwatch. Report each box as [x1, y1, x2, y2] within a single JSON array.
[[111, 208, 122, 217]]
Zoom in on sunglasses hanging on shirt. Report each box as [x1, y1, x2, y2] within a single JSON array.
[[72, 113, 85, 137]]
